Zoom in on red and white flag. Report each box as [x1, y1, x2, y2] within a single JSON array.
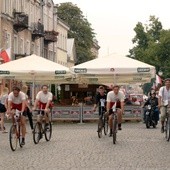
[[0, 48, 11, 63], [156, 74, 162, 86]]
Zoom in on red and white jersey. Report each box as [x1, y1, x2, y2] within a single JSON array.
[[36, 91, 53, 103], [8, 91, 26, 104]]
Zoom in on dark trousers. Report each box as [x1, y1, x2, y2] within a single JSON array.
[[25, 107, 34, 130]]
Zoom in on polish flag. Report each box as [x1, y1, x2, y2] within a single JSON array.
[[0, 48, 11, 63], [156, 74, 162, 86]]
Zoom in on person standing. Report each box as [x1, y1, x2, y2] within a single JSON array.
[[0, 87, 9, 133], [21, 85, 34, 131]]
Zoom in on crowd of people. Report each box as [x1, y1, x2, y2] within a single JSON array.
[[0, 85, 53, 146], [93, 78, 170, 136], [0, 78, 169, 144]]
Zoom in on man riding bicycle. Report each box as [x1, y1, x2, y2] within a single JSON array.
[[93, 86, 107, 131], [33, 85, 53, 127], [158, 78, 170, 133], [105, 85, 125, 136], [7, 86, 26, 145]]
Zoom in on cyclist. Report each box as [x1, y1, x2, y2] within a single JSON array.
[[158, 78, 170, 133], [105, 85, 125, 136], [33, 85, 53, 127], [7, 86, 26, 145], [93, 86, 107, 131]]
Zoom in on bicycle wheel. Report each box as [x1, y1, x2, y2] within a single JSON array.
[[18, 125, 23, 148], [33, 122, 41, 144], [97, 118, 103, 138], [9, 125, 18, 151], [165, 118, 170, 141], [44, 122, 52, 141], [112, 116, 117, 144], [104, 117, 108, 135]]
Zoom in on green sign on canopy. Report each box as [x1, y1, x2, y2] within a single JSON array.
[[0, 70, 10, 74]]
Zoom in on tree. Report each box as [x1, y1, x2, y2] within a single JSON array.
[[57, 2, 95, 64], [128, 15, 170, 78]]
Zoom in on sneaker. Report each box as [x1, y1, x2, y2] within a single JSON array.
[[118, 124, 122, 130], [109, 129, 112, 137], [118, 126, 122, 130], [161, 126, 164, 133], [21, 139, 25, 146]]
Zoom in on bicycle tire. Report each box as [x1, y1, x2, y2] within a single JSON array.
[[9, 125, 18, 151], [97, 118, 103, 138], [104, 117, 108, 135], [44, 122, 52, 141], [145, 116, 150, 129], [18, 125, 23, 148], [165, 118, 170, 141], [33, 122, 41, 144], [112, 116, 117, 144]]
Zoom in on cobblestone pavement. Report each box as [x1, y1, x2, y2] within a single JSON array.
[[0, 121, 169, 170]]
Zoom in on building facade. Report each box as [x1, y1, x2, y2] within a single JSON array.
[[0, 0, 58, 61]]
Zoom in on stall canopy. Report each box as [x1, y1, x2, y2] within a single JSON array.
[[70, 54, 156, 85], [0, 54, 73, 83]]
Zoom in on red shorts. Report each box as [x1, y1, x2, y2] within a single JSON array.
[[11, 103, 22, 111], [38, 101, 52, 109]]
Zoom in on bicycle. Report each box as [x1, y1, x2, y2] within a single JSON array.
[[164, 106, 170, 142], [111, 105, 118, 144], [97, 108, 108, 138], [33, 109, 52, 144], [9, 109, 23, 151]]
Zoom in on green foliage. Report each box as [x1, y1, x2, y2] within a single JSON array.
[[57, 2, 95, 64], [128, 15, 170, 78]]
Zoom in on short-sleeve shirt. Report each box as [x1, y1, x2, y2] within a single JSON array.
[[158, 86, 170, 105], [36, 91, 53, 103], [0, 94, 8, 105], [8, 91, 26, 104], [95, 93, 107, 108], [107, 91, 125, 108]]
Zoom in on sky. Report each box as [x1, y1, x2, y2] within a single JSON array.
[[54, 0, 170, 58]]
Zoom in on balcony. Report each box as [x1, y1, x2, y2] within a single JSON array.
[[14, 53, 27, 60], [44, 30, 59, 44], [32, 22, 44, 40], [13, 12, 28, 32]]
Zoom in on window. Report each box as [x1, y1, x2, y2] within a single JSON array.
[[19, 38, 24, 54], [14, 35, 18, 54], [31, 43, 35, 54], [26, 41, 30, 55]]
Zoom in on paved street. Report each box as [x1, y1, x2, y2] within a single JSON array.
[[0, 121, 169, 170]]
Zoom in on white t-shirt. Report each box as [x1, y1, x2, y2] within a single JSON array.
[[36, 91, 53, 103], [107, 91, 125, 103], [8, 91, 26, 104], [158, 86, 170, 103]]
